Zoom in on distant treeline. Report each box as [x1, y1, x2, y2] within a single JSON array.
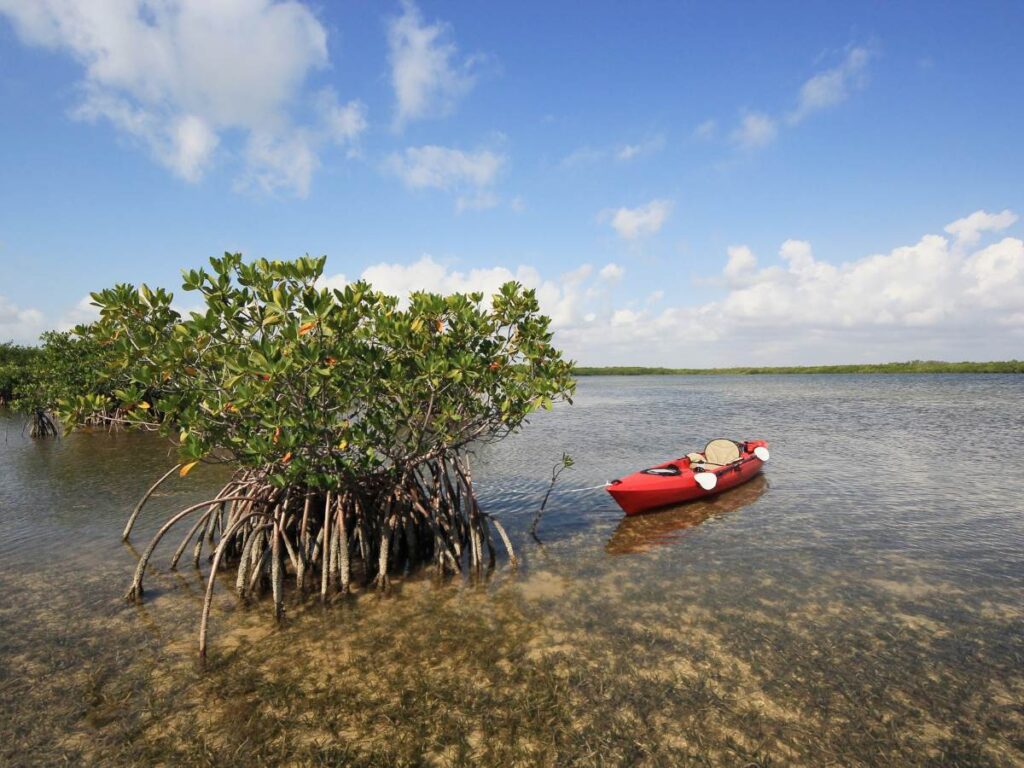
[[574, 360, 1024, 376], [0, 342, 40, 405]]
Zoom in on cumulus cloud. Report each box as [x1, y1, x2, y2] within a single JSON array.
[[723, 245, 758, 286], [0, 0, 365, 195], [0, 295, 45, 344], [322, 208, 1024, 365], [962, 237, 1024, 310], [34, 209, 1024, 364], [944, 209, 1018, 246], [359, 256, 534, 302], [789, 46, 872, 124], [58, 295, 102, 329], [323, 256, 617, 332], [572, 208, 1023, 364], [608, 200, 673, 240], [387, 0, 477, 128], [1, 291, 107, 344], [599, 263, 625, 282]]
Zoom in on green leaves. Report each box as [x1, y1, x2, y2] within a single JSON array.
[[73, 255, 576, 487]]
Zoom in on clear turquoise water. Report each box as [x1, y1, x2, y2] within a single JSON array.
[[1, 375, 1022, 765]]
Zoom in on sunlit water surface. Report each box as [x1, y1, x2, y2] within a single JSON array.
[[1, 375, 1022, 766]]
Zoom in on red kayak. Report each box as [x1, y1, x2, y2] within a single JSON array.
[[607, 439, 770, 516]]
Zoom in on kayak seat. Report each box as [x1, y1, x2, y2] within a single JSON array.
[[686, 452, 705, 463], [703, 439, 742, 465]]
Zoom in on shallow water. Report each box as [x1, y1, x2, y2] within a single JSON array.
[[1, 375, 1022, 766]]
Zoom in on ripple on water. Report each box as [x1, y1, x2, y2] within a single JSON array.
[[1, 375, 1023, 765]]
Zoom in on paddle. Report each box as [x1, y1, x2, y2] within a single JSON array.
[[754, 446, 770, 461]]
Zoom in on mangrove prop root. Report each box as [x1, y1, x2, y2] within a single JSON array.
[[487, 516, 518, 568], [125, 494, 259, 602], [124, 454, 518, 655], [320, 491, 332, 602], [199, 512, 274, 657], [169, 508, 211, 571], [122, 463, 182, 542], [271, 519, 283, 621], [338, 498, 351, 594], [27, 409, 60, 439]]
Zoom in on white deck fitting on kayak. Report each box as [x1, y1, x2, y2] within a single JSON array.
[[754, 446, 770, 461], [695, 472, 718, 491]]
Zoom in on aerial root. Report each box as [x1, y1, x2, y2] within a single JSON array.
[[123, 456, 517, 654]]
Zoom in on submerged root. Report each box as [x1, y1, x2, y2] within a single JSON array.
[[123, 455, 516, 654]]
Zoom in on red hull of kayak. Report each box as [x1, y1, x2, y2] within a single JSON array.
[[607, 440, 768, 516]]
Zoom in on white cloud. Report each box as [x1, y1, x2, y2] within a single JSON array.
[[388, 146, 503, 190], [599, 263, 625, 282], [789, 46, 872, 124], [567, 208, 1023, 363], [1, 292, 113, 344], [315, 89, 368, 147], [387, 0, 476, 128], [731, 112, 778, 149], [723, 245, 758, 285], [611, 309, 639, 327], [609, 200, 673, 240], [34, 208, 1024, 365], [237, 130, 320, 197], [561, 136, 664, 167], [963, 237, 1024, 310], [0, 295, 45, 344], [323, 256, 615, 332], [944, 209, 1018, 246], [387, 145, 504, 210], [59, 295, 101, 330], [723, 44, 874, 151], [319, 208, 1024, 365], [0, 0, 365, 195], [616, 136, 665, 161], [319, 272, 348, 292]]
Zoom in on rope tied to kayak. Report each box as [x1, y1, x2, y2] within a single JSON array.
[[561, 482, 612, 493]]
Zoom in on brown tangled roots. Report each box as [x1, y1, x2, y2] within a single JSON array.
[[122, 454, 517, 656], [27, 409, 60, 438]]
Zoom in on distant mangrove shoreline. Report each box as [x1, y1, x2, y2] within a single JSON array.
[[574, 360, 1024, 376]]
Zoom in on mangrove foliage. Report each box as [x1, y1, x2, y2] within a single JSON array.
[[75, 253, 575, 653]]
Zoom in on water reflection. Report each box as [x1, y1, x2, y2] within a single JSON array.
[[605, 474, 769, 555]]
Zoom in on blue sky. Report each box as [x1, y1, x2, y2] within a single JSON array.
[[1, 0, 1023, 365]]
